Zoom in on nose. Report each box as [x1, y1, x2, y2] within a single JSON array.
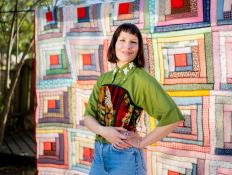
[[125, 42, 133, 49]]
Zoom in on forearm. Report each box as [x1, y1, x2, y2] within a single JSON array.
[[140, 121, 182, 148], [84, 116, 104, 136]]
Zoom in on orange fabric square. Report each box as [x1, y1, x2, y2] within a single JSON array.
[[50, 55, 59, 65], [82, 54, 92, 65], [118, 2, 130, 15], [83, 147, 91, 157], [174, 53, 187, 67], [171, 0, 184, 8], [44, 142, 51, 151], [77, 7, 86, 19], [46, 11, 53, 22], [48, 100, 56, 108], [168, 170, 180, 175]]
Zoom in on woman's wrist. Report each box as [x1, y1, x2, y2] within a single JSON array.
[[139, 137, 146, 149], [97, 125, 106, 136]]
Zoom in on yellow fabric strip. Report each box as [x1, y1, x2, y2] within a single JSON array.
[[167, 90, 210, 96]]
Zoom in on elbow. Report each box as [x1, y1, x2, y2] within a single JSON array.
[[174, 120, 183, 128]]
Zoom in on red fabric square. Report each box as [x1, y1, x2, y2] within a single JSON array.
[[77, 7, 86, 19], [46, 11, 53, 22], [83, 147, 94, 162], [118, 2, 130, 15], [171, 0, 184, 8], [50, 55, 59, 65], [168, 170, 180, 175], [48, 100, 56, 109], [174, 53, 187, 67], [82, 54, 92, 65], [44, 142, 51, 151]]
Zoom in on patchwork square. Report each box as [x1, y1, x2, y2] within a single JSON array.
[[69, 129, 95, 171], [118, 2, 134, 15], [70, 4, 102, 33], [37, 7, 63, 40], [37, 90, 71, 124], [74, 88, 92, 126], [37, 42, 73, 89], [37, 129, 68, 169], [174, 54, 187, 67], [77, 7, 86, 18], [44, 142, 56, 156], [171, 0, 184, 9], [46, 11, 53, 22], [83, 147, 94, 164], [68, 38, 107, 83], [215, 0, 232, 25], [150, 0, 210, 32], [109, 0, 144, 31], [209, 161, 232, 175], [153, 29, 213, 90], [214, 95, 232, 155], [168, 170, 180, 175], [213, 31, 232, 90], [77, 6, 90, 23], [158, 92, 210, 153], [50, 55, 59, 65], [82, 54, 92, 65], [151, 151, 198, 175]]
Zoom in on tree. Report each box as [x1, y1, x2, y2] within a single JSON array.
[[0, 0, 53, 144]]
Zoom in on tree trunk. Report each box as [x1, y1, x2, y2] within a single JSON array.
[[5, 0, 18, 90], [0, 37, 34, 144]]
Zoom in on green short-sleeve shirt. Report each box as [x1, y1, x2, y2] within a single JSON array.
[[84, 62, 184, 127]]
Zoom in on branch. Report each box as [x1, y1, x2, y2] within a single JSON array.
[[12, 0, 47, 40], [20, 36, 34, 62], [5, 0, 18, 90], [0, 35, 34, 143]]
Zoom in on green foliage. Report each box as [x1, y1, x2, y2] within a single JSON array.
[[0, 0, 53, 60]]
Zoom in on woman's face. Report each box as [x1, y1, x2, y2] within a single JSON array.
[[115, 31, 139, 67]]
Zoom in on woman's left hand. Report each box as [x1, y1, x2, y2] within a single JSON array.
[[123, 131, 143, 149]]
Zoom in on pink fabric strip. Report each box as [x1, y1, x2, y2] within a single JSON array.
[[157, 142, 210, 152], [202, 96, 210, 146], [191, 109, 198, 135], [223, 111, 231, 143], [164, 77, 207, 84], [217, 167, 232, 175], [226, 42, 232, 78], [212, 32, 221, 90], [210, 0, 217, 26]]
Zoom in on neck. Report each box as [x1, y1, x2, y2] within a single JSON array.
[[116, 61, 129, 68]]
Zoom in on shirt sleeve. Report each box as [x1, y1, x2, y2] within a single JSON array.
[[136, 72, 184, 127], [84, 75, 103, 118]]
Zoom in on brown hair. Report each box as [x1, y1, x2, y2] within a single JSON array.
[[107, 23, 145, 68]]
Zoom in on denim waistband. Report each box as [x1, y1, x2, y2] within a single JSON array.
[[89, 141, 146, 175]]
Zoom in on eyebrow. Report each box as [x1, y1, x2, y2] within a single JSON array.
[[119, 36, 138, 40]]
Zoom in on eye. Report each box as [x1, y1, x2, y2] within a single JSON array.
[[119, 39, 125, 42], [131, 41, 137, 44]]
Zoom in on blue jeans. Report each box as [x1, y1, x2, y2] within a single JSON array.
[[89, 141, 146, 175]]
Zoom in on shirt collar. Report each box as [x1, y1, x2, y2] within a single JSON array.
[[112, 62, 136, 82]]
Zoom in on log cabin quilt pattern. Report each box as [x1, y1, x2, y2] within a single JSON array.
[[35, 0, 232, 174]]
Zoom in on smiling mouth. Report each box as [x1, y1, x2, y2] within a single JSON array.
[[122, 51, 133, 55]]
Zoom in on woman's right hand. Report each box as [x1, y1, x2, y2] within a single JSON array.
[[100, 127, 132, 149]]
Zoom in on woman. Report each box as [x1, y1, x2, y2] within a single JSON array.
[[84, 23, 184, 175]]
